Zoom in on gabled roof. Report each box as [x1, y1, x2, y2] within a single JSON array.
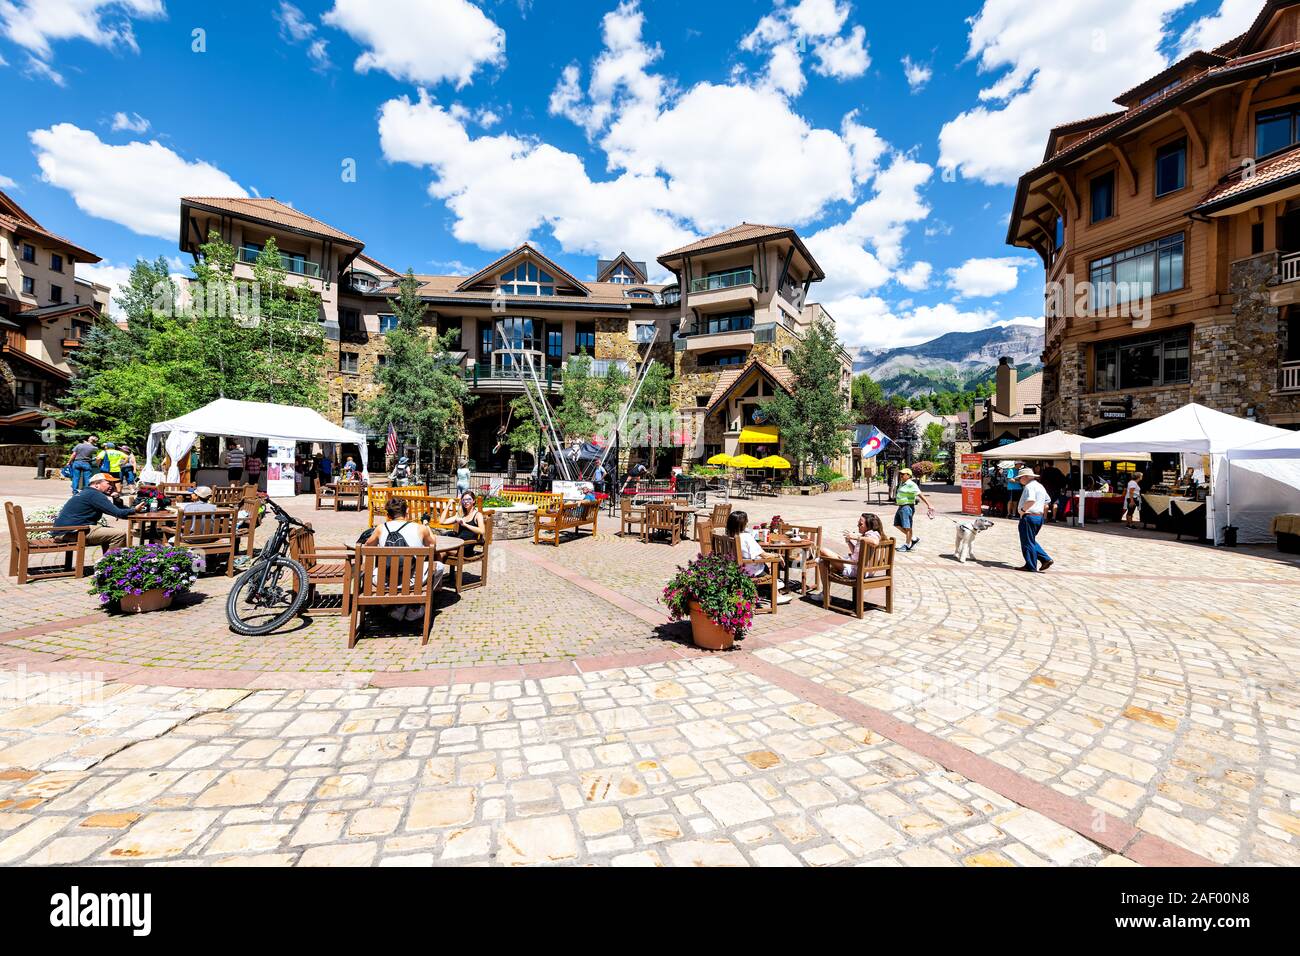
[[596, 252, 648, 283], [705, 358, 796, 413], [181, 196, 362, 245], [658, 222, 826, 281], [1113, 51, 1226, 107], [454, 243, 590, 296], [0, 211, 101, 263], [1, 344, 71, 381], [0, 188, 38, 226], [16, 302, 100, 324], [354, 252, 401, 277]]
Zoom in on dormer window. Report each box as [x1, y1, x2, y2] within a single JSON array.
[[499, 262, 555, 296], [610, 265, 635, 284]]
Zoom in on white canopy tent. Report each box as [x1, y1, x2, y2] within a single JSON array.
[[146, 398, 370, 491], [990, 429, 1151, 462], [1078, 403, 1295, 543], [1222, 430, 1300, 543]]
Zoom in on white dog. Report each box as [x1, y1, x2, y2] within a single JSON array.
[[953, 518, 995, 563]]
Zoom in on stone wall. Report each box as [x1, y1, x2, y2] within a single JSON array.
[[0, 443, 66, 467], [1229, 253, 1300, 425], [326, 331, 386, 426]]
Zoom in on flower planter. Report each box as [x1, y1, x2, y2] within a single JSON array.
[[118, 589, 174, 614], [482, 503, 537, 540], [688, 600, 735, 650]]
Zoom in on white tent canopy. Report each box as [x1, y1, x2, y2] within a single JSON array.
[[1078, 403, 1296, 543], [146, 398, 370, 484], [1225, 429, 1300, 461], [991, 429, 1150, 462]]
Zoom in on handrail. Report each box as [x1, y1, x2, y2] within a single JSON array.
[[689, 268, 755, 293]]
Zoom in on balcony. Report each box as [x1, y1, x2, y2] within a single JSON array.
[[465, 356, 630, 392], [1282, 252, 1300, 284], [687, 268, 757, 311], [238, 245, 323, 279], [1281, 361, 1300, 394]]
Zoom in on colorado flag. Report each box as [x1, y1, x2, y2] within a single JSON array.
[[861, 427, 892, 459]]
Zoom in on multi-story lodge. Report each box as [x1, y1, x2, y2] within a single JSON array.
[[1008, 0, 1300, 436], [178, 198, 852, 474], [0, 189, 109, 445]]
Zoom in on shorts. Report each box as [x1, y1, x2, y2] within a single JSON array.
[[894, 504, 915, 530]]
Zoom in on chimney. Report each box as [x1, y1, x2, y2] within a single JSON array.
[[995, 356, 1017, 417]]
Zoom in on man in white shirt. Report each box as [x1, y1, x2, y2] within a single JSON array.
[[1015, 467, 1054, 572]]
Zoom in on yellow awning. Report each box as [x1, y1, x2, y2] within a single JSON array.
[[738, 425, 778, 444]]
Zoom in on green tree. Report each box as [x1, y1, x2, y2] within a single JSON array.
[[631, 360, 673, 472], [360, 269, 470, 473], [762, 318, 854, 479], [851, 372, 884, 416], [922, 421, 945, 460]]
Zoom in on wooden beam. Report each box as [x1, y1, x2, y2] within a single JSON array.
[[1173, 107, 1208, 167], [1232, 77, 1263, 159], [1051, 171, 1081, 220], [1106, 142, 1138, 196], [1029, 185, 1066, 222]]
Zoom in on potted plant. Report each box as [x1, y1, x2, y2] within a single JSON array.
[[661, 554, 758, 650], [90, 544, 205, 614]]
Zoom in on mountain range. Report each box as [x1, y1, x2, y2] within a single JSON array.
[[853, 324, 1044, 397]]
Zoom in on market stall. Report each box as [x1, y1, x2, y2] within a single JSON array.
[[1078, 403, 1292, 544], [145, 399, 370, 498], [1223, 430, 1300, 545]]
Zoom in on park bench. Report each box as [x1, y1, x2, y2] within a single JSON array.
[[534, 499, 599, 546], [4, 502, 89, 585]]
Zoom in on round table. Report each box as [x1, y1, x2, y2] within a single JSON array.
[[758, 532, 817, 592], [125, 510, 179, 546]]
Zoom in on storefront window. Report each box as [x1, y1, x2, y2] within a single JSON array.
[[1093, 329, 1190, 392]]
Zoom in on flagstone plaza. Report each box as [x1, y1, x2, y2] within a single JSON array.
[[1, 468, 1298, 867]]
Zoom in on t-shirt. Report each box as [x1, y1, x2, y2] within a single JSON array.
[[1019, 480, 1051, 516], [245, 457, 263, 477], [842, 529, 882, 575], [738, 531, 767, 577], [225, 447, 245, 468], [377, 520, 425, 548], [895, 479, 920, 506], [55, 488, 135, 532], [71, 442, 97, 463], [96, 448, 127, 474]]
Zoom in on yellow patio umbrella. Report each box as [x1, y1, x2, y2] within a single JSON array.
[[707, 452, 734, 466], [758, 455, 791, 469], [729, 454, 763, 469]]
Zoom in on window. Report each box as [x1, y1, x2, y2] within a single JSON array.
[[498, 262, 555, 296], [1155, 139, 1186, 197], [698, 350, 747, 368], [1286, 307, 1300, 362], [376, 354, 387, 378], [436, 318, 461, 349], [1089, 232, 1184, 308], [340, 308, 361, 333], [342, 393, 358, 416], [1054, 215, 1065, 252], [702, 311, 754, 335], [1252, 222, 1265, 255], [575, 322, 595, 354], [546, 326, 564, 367], [20, 243, 35, 263], [478, 320, 494, 360], [21, 276, 35, 295], [378, 314, 397, 333], [1093, 329, 1191, 392], [50, 253, 63, 273], [16, 379, 41, 406], [50, 284, 63, 303], [1090, 170, 1115, 223], [339, 351, 359, 374], [625, 289, 653, 299], [610, 265, 635, 284], [1257, 105, 1300, 158], [493, 317, 541, 371]]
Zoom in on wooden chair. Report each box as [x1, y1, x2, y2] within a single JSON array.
[[697, 519, 714, 555], [642, 502, 679, 546], [451, 513, 493, 593], [695, 502, 731, 540], [819, 537, 895, 618], [314, 478, 336, 511], [784, 524, 822, 593], [161, 482, 190, 498], [5, 502, 89, 585], [288, 524, 355, 616], [620, 498, 645, 538], [334, 480, 364, 512], [348, 546, 439, 647], [171, 509, 239, 577], [711, 530, 780, 614], [211, 486, 245, 507]]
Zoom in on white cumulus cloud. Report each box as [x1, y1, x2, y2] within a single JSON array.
[[901, 55, 931, 92], [110, 110, 149, 133], [1177, 0, 1259, 56], [0, 0, 163, 79], [29, 123, 247, 239], [946, 255, 1035, 298]]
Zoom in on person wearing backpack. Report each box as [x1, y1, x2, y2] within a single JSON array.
[[361, 497, 447, 623]]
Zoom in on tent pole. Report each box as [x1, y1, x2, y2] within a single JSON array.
[[1079, 462, 1086, 528]]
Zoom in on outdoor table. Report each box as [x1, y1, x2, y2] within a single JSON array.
[[125, 510, 179, 546], [670, 503, 696, 538], [759, 532, 817, 592]]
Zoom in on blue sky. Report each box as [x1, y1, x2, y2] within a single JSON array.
[[0, 0, 1260, 349]]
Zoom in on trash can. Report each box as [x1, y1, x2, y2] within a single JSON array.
[[1222, 525, 1238, 547], [35, 453, 48, 479]]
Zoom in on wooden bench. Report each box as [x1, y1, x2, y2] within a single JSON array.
[[534, 500, 599, 546], [334, 480, 364, 512], [4, 502, 89, 585]]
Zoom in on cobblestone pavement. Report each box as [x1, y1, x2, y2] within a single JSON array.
[[1, 468, 1297, 866]]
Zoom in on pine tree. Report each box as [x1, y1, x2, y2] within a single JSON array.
[[762, 318, 854, 479]]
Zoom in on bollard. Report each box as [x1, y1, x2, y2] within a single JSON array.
[[35, 452, 48, 479]]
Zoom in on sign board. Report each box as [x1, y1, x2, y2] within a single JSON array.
[[265, 441, 297, 499], [960, 453, 983, 516], [552, 480, 586, 501]]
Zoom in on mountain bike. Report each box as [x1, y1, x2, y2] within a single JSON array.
[[225, 498, 310, 636]]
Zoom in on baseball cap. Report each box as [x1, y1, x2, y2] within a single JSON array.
[[89, 472, 120, 485]]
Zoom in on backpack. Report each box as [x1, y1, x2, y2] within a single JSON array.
[[379, 521, 412, 582]]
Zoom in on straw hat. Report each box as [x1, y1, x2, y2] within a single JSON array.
[[1014, 467, 1039, 481], [899, 467, 913, 477], [192, 485, 214, 501]]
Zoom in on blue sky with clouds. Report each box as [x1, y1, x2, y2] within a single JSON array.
[[0, 0, 1262, 349]]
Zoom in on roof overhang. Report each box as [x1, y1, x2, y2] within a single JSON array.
[[1195, 169, 1300, 217], [179, 198, 365, 253], [10, 222, 100, 263], [455, 244, 591, 296], [1, 344, 72, 381], [706, 360, 793, 414], [658, 229, 826, 282]]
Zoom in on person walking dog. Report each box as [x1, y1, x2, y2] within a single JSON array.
[[893, 466, 934, 552], [1015, 467, 1053, 572]]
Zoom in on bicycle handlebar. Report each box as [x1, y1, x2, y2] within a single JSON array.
[[264, 498, 305, 527]]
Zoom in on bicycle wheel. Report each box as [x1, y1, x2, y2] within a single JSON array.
[[226, 556, 310, 636]]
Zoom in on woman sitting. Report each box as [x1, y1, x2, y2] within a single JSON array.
[[815, 513, 884, 590], [726, 510, 790, 604], [446, 491, 486, 555]]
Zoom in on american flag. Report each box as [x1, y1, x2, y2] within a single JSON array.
[[385, 423, 398, 461]]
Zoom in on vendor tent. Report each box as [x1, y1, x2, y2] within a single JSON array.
[[1223, 430, 1300, 544], [1079, 404, 1293, 542], [991, 429, 1150, 462], [146, 398, 370, 489]]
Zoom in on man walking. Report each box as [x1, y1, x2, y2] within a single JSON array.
[[893, 466, 934, 552], [1015, 466, 1053, 572], [67, 435, 99, 494]]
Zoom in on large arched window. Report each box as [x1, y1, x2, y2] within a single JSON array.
[[494, 317, 542, 371], [499, 263, 555, 296], [609, 265, 636, 284]]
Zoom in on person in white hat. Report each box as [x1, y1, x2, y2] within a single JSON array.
[[1014, 466, 1053, 572]]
